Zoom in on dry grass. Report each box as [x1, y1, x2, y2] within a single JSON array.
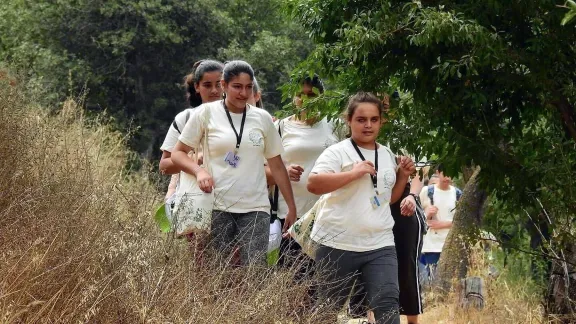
[[416, 244, 544, 324], [0, 76, 546, 323], [0, 78, 328, 323]]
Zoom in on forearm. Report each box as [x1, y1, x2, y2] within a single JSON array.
[[268, 157, 295, 212], [265, 165, 275, 186], [410, 175, 423, 195], [390, 172, 409, 204], [171, 147, 201, 176], [159, 155, 181, 175], [307, 172, 357, 195], [440, 220, 453, 229]]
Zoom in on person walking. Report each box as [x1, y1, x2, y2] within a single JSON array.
[[171, 60, 297, 266], [306, 92, 415, 324]]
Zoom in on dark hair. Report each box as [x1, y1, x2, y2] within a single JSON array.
[[223, 60, 254, 83], [435, 163, 445, 174], [252, 77, 264, 108], [343, 92, 384, 138], [302, 74, 324, 93], [184, 59, 224, 107], [345, 92, 384, 121]]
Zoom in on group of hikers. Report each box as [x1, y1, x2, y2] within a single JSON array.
[[158, 59, 463, 324]]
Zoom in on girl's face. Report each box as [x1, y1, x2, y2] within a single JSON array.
[[194, 71, 223, 103], [222, 73, 253, 109], [347, 102, 382, 145], [247, 90, 261, 106]]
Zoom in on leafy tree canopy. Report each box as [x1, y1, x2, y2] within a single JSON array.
[[0, 0, 311, 157]]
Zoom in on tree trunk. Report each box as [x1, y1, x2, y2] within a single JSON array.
[[546, 237, 576, 321], [435, 166, 487, 294]]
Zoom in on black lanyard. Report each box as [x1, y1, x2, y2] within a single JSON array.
[[350, 139, 378, 193], [223, 101, 247, 152]]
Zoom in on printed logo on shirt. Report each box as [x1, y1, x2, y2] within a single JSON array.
[[249, 129, 264, 146], [324, 138, 337, 148], [380, 169, 396, 191]]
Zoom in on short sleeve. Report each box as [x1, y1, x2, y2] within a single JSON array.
[[419, 186, 431, 209], [311, 146, 342, 174], [160, 109, 191, 152], [263, 111, 284, 159], [178, 106, 205, 149]]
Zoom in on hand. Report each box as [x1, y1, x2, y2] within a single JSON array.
[[294, 96, 303, 108], [196, 169, 214, 193], [287, 164, 304, 182], [427, 219, 445, 230], [425, 206, 438, 219], [397, 156, 415, 177], [351, 161, 376, 180], [400, 195, 416, 216], [282, 209, 297, 235]]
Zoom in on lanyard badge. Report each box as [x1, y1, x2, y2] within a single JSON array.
[[350, 139, 381, 209], [223, 102, 246, 168]]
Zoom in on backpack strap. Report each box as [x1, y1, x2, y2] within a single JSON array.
[[427, 185, 435, 206], [456, 188, 463, 201], [172, 110, 192, 134], [270, 119, 284, 221]]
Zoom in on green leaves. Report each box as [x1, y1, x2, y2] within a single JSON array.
[[561, 0, 576, 25], [285, 1, 576, 253], [154, 203, 171, 233]]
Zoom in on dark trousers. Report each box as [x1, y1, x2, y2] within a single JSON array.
[[315, 245, 400, 324], [210, 210, 270, 266], [350, 184, 425, 317]]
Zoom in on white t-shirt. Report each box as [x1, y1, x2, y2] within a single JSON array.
[[275, 116, 339, 219], [178, 100, 284, 213], [310, 139, 398, 252], [419, 185, 458, 253], [160, 108, 194, 152]]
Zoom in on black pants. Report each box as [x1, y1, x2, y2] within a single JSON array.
[[350, 184, 424, 316], [277, 219, 316, 307], [316, 245, 400, 324]]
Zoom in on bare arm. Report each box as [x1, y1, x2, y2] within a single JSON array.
[[165, 174, 179, 200], [159, 150, 181, 175], [390, 156, 415, 204], [171, 141, 213, 193], [390, 172, 409, 204], [265, 164, 275, 186], [267, 155, 296, 231], [307, 171, 357, 195], [307, 161, 374, 195]]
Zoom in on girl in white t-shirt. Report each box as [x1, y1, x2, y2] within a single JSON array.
[[268, 75, 339, 266], [172, 60, 297, 266], [159, 60, 224, 196], [307, 92, 415, 324]]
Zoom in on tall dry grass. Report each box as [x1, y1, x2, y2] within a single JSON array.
[[0, 78, 326, 323]]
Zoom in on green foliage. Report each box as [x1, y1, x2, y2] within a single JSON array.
[[0, 0, 310, 158], [285, 0, 576, 271], [561, 0, 576, 25]]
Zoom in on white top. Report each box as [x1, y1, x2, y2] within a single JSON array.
[[419, 185, 457, 253], [160, 108, 194, 152], [275, 116, 339, 219], [178, 100, 284, 213], [310, 139, 398, 252]]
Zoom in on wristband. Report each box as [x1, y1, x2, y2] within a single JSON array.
[[408, 193, 418, 200]]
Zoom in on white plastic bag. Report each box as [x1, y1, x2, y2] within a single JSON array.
[[266, 219, 282, 265]]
